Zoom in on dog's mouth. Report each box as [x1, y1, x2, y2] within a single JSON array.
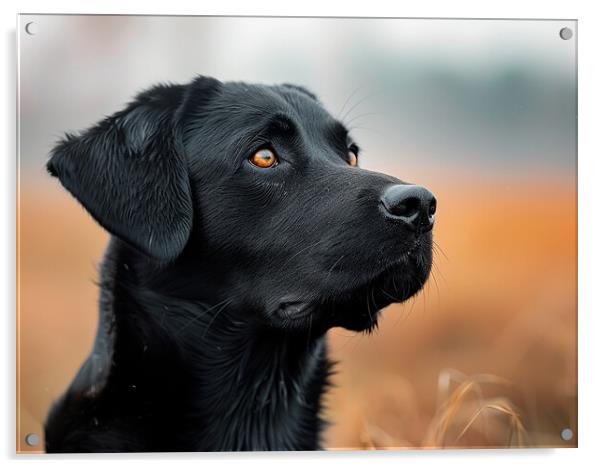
[[272, 242, 432, 333], [274, 301, 314, 327]]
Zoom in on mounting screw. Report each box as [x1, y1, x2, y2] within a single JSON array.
[[25, 433, 39, 447], [560, 428, 574, 441], [559, 27, 573, 40], [24, 21, 36, 36]]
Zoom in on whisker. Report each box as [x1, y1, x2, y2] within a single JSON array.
[[430, 262, 442, 304], [431, 259, 447, 285], [379, 287, 404, 303], [346, 125, 386, 137], [341, 90, 381, 124], [281, 239, 326, 268], [344, 112, 379, 128], [337, 84, 367, 120], [433, 240, 449, 261], [201, 299, 233, 340], [325, 255, 345, 283], [175, 297, 232, 336], [365, 288, 374, 324]]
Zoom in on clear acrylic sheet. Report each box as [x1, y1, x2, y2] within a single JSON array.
[[17, 15, 577, 453]]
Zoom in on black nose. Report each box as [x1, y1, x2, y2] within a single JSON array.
[[381, 184, 437, 232]]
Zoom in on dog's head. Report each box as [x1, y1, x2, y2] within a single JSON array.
[[48, 76, 435, 333]]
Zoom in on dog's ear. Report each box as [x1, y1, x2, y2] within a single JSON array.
[[47, 78, 220, 262]]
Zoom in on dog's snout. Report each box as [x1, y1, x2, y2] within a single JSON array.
[[381, 184, 437, 232]]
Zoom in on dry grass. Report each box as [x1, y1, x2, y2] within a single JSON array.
[[350, 370, 528, 450], [423, 370, 527, 448]]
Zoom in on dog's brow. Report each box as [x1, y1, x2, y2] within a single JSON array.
[[266, 114, 297, 136]]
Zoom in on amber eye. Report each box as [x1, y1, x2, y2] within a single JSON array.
[[250, 148, 278, 168], [348, 150, 358, 167]]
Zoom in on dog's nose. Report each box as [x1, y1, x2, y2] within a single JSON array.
[[381, 184, 437, 232]]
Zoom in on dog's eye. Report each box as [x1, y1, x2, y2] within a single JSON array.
[[250, 148, 278, 168], [348, 145, 359, 167]]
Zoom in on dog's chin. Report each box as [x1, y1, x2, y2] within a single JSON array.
[[327, 256, 431, 332], [270, 250, 432, 333]]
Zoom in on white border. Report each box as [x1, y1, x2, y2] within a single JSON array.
[[3, 1, 601, 467]]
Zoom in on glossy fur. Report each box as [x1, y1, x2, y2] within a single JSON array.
[[44, 76, 433, 452]]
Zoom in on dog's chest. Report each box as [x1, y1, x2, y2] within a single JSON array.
[[182, 335, 330, 451]]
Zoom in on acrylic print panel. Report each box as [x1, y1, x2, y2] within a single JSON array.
[[17, 15, 577, 453]]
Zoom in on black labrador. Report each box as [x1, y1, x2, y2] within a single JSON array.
[[44, 76, 436, 452]]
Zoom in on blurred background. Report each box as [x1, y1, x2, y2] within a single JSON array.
[[17, 15, 577, 452]]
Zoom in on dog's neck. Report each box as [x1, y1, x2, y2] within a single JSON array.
[[86, 239, 331, 451]]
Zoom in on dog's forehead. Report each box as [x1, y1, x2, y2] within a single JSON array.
[[216, 82, 336, 130]]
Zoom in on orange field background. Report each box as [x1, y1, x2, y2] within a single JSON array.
[[17, 170, 577, 452]]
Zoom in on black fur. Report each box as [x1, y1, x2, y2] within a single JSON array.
[[44, 76, 434, 452]]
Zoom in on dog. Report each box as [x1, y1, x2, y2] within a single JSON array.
[[44, 76, 436, 452]]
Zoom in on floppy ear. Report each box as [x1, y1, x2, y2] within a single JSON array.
[[47, 82, 201, 262]]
